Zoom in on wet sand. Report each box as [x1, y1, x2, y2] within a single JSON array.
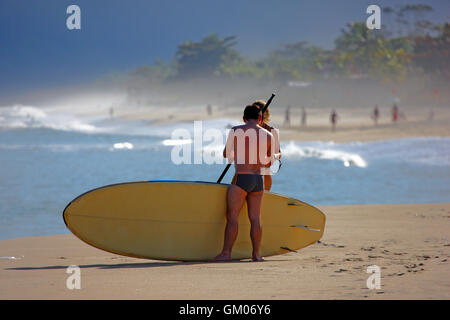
[[1, 203, 449, 299]]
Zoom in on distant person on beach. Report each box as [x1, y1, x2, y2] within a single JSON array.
[[330, 109, 338, 131], [214, 104, 276, 262], [301, 107, 307, 127], [109, 107, 114, 118], [284, 105, 291, 127], [392, 104, 399, 123], [372, 105, 380, 126], [428, 109, 434, 122], [231, 99, 282, 191], [207, 104, 212, 116]]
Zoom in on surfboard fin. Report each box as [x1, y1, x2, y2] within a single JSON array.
[[290, 224, 321, 232], [280, 246, 297, 253]]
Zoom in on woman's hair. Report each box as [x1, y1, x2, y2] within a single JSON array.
[[252, 100, 270, 124]]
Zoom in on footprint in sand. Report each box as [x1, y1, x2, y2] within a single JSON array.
[[318, 241, 345, 248], [344, 257, 363, 262]]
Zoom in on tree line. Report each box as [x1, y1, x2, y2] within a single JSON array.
[[128, 4, 449, 84]]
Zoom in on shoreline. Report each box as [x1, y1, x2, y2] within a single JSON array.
[[3, 103, 450, 143], [117, 104, 450, 143], [1, 203, 449, 299]]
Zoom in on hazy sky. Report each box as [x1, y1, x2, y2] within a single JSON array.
[[1, 0, 449, 97]]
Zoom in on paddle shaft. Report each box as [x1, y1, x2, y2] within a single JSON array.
[[216, 93, 276, 183]]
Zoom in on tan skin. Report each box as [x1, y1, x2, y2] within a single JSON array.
[[230, 117, 281, 191], [213, 115, 274, 262]]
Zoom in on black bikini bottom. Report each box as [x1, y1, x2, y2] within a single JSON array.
[[235, 174, 264, 193]]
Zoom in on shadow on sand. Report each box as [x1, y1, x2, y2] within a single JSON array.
[[5, 259, 256, 271]]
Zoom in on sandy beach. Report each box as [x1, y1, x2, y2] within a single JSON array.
[[117, 103, 450, 143], [1, 203, 449, 300], [3, 0, 449, 303], [1, 103, 449, 300]]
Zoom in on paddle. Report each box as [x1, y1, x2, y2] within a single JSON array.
[[216, 93, 276, 183]]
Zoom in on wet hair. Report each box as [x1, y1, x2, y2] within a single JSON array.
[[243, 104, 261, 120], [252, 100, 270, 123]]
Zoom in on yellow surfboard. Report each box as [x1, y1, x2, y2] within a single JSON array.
[[63, 181, 325, 261]]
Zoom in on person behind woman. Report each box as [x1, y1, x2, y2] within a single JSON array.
[[231, 99, 282, 191]]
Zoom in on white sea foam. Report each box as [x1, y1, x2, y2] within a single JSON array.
[[11, 105, 47, 119], [0, 105, 240, 139], [280, 137, 450, 167], [1, 107, 449, 167], [281, 141, 368, 167], [0, 105, 103, 133], [180, 136, 449, 168], [113, 142, 134, 150]]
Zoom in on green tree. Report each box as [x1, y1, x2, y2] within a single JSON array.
[[175, 34, 240, 78], [399, 4, 433, 37], [129, 59, 175, 82], [413, 23, 450, 78], [334, 22, 410, 81], [265, 41, 331, 80], [220, 57, 271, 80]]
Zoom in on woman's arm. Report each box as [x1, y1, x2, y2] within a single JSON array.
[[272, 128, 282, 160]]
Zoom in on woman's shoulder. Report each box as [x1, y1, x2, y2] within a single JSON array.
[[262, 123, 275, 131]]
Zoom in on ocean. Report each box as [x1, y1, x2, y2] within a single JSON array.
[[0, 105, 449, 240]]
